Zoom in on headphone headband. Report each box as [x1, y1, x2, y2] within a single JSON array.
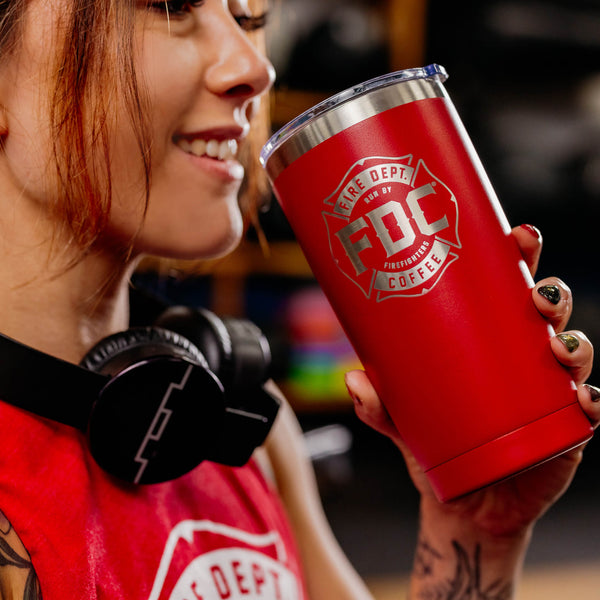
[[0, 306, 280, 484], [0, 332, 107, 431]]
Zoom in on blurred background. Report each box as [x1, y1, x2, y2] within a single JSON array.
[[135, 0, 600, 596]]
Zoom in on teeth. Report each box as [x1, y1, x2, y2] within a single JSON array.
[[219, 140, 237, 160], [178, 138, 238, 161], [206, 140, 219, 158], [177, 139, 192, 152], [191, 139, 207, 156]]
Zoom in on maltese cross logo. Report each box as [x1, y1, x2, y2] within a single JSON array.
[[322, 155, 461, 300]]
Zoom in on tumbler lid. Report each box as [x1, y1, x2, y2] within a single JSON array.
[[260, 64, 448, 171]]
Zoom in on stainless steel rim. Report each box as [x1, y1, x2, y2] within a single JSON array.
[[261, 65, 449, 179]]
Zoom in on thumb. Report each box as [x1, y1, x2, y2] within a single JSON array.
[[344, 369, 400, 442]]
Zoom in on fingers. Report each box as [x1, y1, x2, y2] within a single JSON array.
[[550, 329, 594, 385], [344, 370, 432, 495], [511, 224, 542, 276], [344, 370, 399, 441], [516, 228, 598, 431], [533, 277, 573, 333], [577, 384, 600, 429]]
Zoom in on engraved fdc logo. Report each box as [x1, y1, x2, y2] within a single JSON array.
[[322, 155, 461, 300]]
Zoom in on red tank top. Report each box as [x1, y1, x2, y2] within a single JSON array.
[[0, 401, 308, 599]]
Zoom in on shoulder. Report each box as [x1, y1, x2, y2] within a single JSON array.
[[0, 509, 41, 600]]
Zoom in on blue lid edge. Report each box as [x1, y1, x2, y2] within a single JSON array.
[[260, 64, 448, 166]]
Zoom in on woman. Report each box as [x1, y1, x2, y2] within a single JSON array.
[[0, 0, 596, 598]]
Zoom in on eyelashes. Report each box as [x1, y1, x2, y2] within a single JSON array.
[[146, 0, 204, 16], [146, 0, 269, 30], [234, 12, 268, 32]]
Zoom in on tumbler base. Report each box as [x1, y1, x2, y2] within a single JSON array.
[[426, 403, 593, 502]]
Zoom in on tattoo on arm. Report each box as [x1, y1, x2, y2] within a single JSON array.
[[414, 536, 444, 578], [414, 536, 513, 600], [0, 512, 42, 600]]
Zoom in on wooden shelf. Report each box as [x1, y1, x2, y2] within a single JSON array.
[[211, 240, 313, 278], [270, 89, 329, 129], [386, 0, 428, 70], [271, 0, 428, 126], [139, 240, 311, 278], [138, 241, 314, 315]]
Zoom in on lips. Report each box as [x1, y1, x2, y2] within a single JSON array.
[[175, 137, 239, 161]]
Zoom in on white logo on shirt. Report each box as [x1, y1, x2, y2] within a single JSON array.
[[148, 521, 300, 600]]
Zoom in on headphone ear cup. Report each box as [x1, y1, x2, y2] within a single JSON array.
[[154, 306, 230, 379], [155, 307, 281, 466], [80, 327, 225, 484], [219, 316, 272, 391], [81, 326, 210, 375], [154, 306, 272, 391]]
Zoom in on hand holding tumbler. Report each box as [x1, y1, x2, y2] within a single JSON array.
[[260, 65, 592, 501]]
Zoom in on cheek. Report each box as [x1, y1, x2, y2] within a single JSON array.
[[104, 33, 243, 259], [1, 3, 71, 206], [2, 75, 56, 202], [140, 36, 200, 121], [107, 161, 245, 260]]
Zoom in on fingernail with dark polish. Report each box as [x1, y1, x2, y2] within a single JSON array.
[[557, 333, 579, 353], [520, 224, 541, 239], [584, 384, 600, 402], [537, 284, 561, 305]]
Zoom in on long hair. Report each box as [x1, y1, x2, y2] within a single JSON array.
[[49, 0, 151, 255]]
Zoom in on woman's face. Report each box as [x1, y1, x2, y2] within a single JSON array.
[[0, 0, 275, 261]]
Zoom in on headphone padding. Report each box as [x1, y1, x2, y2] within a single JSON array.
[[154, 307, 231, 378], [80, 326, 209, 376]]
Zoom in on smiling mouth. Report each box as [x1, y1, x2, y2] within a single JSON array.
[[175, 138, 239, 161]]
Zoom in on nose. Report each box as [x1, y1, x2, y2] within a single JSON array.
[[204, 11, 275, 102]]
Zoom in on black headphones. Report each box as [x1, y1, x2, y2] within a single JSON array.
[[0, 300, 280, 485]]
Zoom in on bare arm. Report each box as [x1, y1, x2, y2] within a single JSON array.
[[409, 498, 531, 599], [0, 510, 41, 600], [262, 387, 375, 600]]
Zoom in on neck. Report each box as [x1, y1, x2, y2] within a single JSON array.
[[0, 244, 139, 364], [0, 154, 145, 364]]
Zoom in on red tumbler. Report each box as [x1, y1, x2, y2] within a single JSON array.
[[260, 64, 592, 501]]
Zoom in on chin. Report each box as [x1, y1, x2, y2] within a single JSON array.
[[146, 212, 244, 261], [198, 228, 243, 260], [196, 207, 244, 259]]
